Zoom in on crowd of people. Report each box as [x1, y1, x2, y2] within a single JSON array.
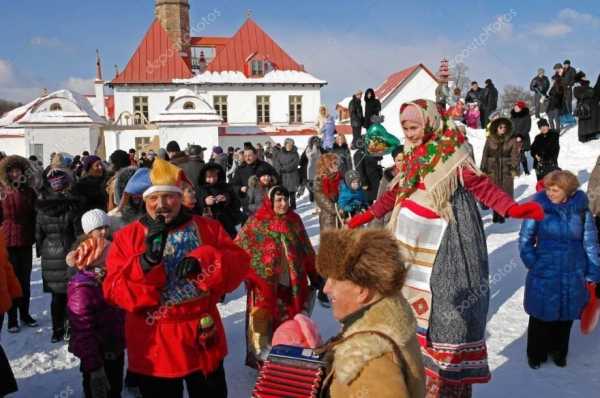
[[0, 64, 600, 398]]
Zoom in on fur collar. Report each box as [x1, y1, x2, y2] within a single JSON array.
[[332, 294, 416, 385]]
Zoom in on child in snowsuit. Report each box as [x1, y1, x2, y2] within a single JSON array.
[[338, 170, 369, 217], [67, 209, 125, 398], [464, 102, 481, 129]]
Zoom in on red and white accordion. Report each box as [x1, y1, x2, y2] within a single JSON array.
[[253, 345, 327, 398]]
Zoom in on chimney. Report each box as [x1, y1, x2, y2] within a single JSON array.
[[155, 0, 191, 58]]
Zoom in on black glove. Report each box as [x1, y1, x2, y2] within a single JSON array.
[[595, 282, 600, 299], [175, 257, 200, 279], [141, 215, 167, 272], [309, 275, 325, 291]]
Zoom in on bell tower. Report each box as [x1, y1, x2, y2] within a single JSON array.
[[155, 0, 191, 57]]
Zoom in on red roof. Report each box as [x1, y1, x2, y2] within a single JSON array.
[[111, 19, 193, 84], [375, 64, 438, 102], [207, 18, 303, 73]]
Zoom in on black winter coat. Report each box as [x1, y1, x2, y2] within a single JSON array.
[[510, 108, 532, 150], [574, 83, 600, 142], [530, 75, 550, 96], [331, 143, 352, 175], [196, 164, 242, 238], [35, 192, 81, 294], [349, 96, 364, 127], [465, 88, 483, 105], [562, 66, 577, 88], [547, 75, 565, 113], [72, 175, 108, 214], [353, 149, 382, 204], [230, 159, 279, 197], [482, 84, 499, 112], [363, 88, 381, 129], [531, 130, 560, 178]]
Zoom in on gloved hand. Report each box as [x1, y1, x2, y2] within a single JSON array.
[[347, 210, 375, 229], [142, 215, 167, 271], [175, 257, 201, 279], [89, 367, 110, 398], [595, 282, 600, 299], [507, 202, 544, 221]]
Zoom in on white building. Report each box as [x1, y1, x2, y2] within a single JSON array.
[[108, 1, 326, 152], [335, 64, 438, 140], [0, 90, 106, 164]]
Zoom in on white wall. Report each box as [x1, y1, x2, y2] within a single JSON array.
[[0, 137, 27, 157], [159, 124, 220, 151], [104, 129, 160, 155], [380, 68, 437, 142], [25, 126, 101, 165], [113, 84, 322, 127]]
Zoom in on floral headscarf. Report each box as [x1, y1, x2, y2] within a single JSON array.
[[392, 99, 475, 221]]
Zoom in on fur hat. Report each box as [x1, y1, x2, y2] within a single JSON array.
[[344, 170, 361, 187], [317, 229, 406, 296], [489, 117, 513, 136], [0, 155, 31, 187]]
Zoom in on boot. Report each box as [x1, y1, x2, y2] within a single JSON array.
[[51, 328, 65, 343], [21, 314, 38, 328]]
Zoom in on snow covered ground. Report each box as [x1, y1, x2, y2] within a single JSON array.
[[4, 122, 600, 397]]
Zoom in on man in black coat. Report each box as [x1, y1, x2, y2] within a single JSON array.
[[348, 90, 364, 149], [562, 59, 577, 115], [465, 81, 483, 105], [178, 145, 205, 193], [352, 138, 382, 205], [230, 146, 279, 217], [363, 88, 381, 130], [481, 79, 499, 126], [530, 68, 551, 119], [531, 118, 560, 181], [196, 163, 242, 238]]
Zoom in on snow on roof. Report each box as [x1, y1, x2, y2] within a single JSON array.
[[14, 90, 106, 126], [0, 98, 41, 128], [174, 70, 326, 85], [336, 96, 353, 109]]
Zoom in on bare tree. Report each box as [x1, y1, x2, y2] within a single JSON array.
[[0, 99, 23, 117], [450, 63, 470, 95], [500, 85, 534, 114]]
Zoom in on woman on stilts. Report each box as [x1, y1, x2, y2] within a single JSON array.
[[348, 99, 544, 397]]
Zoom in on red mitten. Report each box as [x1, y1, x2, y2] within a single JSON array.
[[507, 202, 544, 221], [535, 179, 545, 192], [347, 211, 375, 229]]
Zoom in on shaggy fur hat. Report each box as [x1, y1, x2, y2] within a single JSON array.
[[317, 228, 406, 296]]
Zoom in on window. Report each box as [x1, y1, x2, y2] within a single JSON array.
[[183, 101, 195, 110], [257, 96, 270, 124], [135, 137, 151, 151], [49, 103, 62, 111], [213, 96, 228, 123], [251, 60, 264, 77], [289, 96, 302, 124], [133, 96, 149, 124], [29, 144, 43, 162]]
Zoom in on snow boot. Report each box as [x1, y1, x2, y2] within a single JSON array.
[[21, 314, 38, 328], [51, 329, 64, 343]]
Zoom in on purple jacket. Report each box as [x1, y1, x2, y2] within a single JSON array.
[[67, 270, 125, 372]]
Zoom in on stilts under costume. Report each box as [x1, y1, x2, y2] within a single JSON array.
[[348, 99, 544, 397]]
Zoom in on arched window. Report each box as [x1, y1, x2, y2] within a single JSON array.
[[183, 101, 195, 110], [49, 103, 62, 111]]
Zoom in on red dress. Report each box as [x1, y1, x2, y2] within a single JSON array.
[[103, 215, 250, 378]]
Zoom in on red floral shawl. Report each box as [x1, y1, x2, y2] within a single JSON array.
[[321, 172, 342, 200], [235, 199, 317, 325]]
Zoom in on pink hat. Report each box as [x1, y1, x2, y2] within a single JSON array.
[[400, 103, 425, 127], [272, 313, 322, 348]]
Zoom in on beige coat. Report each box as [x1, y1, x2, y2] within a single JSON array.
[[326, 295, 425, 398]]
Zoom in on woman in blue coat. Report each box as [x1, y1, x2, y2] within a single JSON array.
[[519, 170, 600, 369]]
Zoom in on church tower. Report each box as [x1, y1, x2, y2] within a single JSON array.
[[154, 0, 191, 57]]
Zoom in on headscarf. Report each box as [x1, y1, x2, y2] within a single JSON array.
[[391, 99, 478, 221]]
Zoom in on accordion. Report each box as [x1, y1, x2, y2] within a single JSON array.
[[253, 345, 327, 398]]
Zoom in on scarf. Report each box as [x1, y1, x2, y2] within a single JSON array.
[[390, 99, 479, 222], [321, 172, 342, 200]]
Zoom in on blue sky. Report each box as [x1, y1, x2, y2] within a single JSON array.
[[1, 0, 599, 109]]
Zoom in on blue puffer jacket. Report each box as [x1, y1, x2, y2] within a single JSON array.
[[337, 181, 368, 214], [519, 190, 600, 321]]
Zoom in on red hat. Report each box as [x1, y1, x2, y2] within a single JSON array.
[[515, 100, 527, 109]]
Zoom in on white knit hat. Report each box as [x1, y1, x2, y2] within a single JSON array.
[[81, 209, 110, 234]]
